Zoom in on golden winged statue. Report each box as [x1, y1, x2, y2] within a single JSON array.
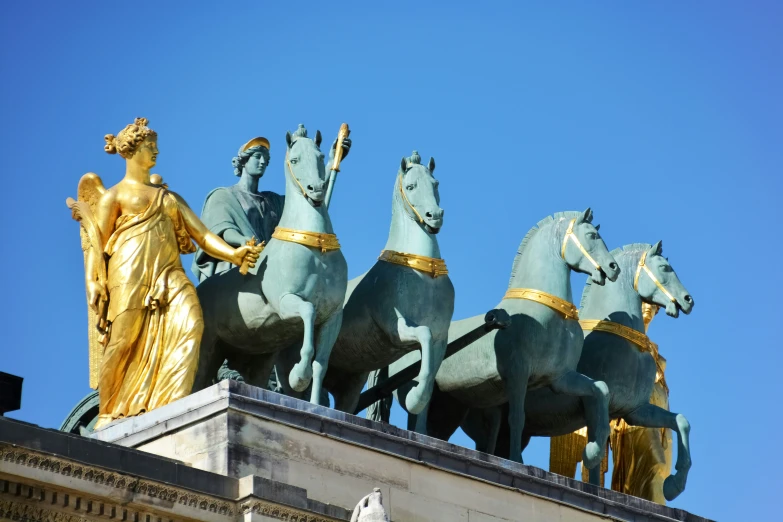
[[67, 117, 261, 429]]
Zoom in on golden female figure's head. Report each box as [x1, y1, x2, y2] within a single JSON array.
[[105, 117, 159, 169]]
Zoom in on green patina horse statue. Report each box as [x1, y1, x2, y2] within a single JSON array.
[[306, 151, 454, 414], [192, 125, 348, 404], [461, 242, 694, 500], [394, 210, 620, 466]]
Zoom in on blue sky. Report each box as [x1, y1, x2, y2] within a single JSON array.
[[1, 2, 780, 520]]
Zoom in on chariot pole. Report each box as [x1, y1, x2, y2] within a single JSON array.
[[324, 123, 350, 210]]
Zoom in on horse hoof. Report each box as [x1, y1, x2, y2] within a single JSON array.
[[582, 442, 602, 469], [289, 364, 312, 393], [404, 387, 428, 415], [663, 474, 684, 501]]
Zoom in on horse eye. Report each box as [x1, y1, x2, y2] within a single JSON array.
[[406, 185, 415, 191], [290, 159, 298, 164]]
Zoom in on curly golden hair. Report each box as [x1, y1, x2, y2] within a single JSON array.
[[104, 117, 158, 158]]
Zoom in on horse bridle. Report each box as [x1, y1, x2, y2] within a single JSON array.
[[634, 251, 676, 303], [286, 154, 310, 199], [561, 218, 601, 271], [398, 170, 425, 224]]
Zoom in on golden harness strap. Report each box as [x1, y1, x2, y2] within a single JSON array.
[[579, 319, 653, 352], [398, 172, 425, 223], [561, 218, 601, 270], [379, 250, 448, 278], [581, 318, 670, 406], [272, 227, 341, 253], [633, 251, 676, 303], [504, 288, 579, 320]]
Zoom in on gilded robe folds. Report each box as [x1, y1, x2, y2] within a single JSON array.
[[96, 189, 202, 428]]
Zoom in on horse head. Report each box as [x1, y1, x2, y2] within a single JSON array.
[[560, 208, 621, 285], [396, 150, 443, 234], [635, 241, 694, 317], [285, 124, 327, 207]]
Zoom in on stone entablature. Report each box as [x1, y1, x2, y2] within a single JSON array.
[[0, 420, 351, 522], [90, 381, 712, 522]]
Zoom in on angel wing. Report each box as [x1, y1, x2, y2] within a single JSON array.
[[66, 173, 108, 389]]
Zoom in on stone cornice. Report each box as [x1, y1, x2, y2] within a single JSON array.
[[0, 444, 342, 522]]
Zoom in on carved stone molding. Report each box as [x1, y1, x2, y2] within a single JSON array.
[[0, 445, 233, 518], [240, 500, 340, 522], [0, 498, 92, 522], [0, 445, 345, 522]]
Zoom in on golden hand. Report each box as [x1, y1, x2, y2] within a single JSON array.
[[86, 280, 108, 312], [233, 243, 262, 269]]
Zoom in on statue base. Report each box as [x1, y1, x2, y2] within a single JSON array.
[[86, 380, 709, 522]]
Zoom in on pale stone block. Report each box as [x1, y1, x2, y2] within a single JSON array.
[[467, 510, 515, 522], [388, 487, 469, 522], [558, 504, 609, 522], [530, 496, 563, 521], [239, 453, 392, 517], [408, 463, 536, 521], [229, 414, 412, 490]]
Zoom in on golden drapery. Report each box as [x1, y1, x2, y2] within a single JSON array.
[[549, 427, 609, 487], [95, 189, 202, 429]]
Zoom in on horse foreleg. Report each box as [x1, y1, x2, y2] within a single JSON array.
[[465, 407, 503, 454], [279, 293, 316, 392], [506, 370, 530, 463], [332, 371, 369, 413], [624, 403, 691, 501], [310, 310, 343, 405], [397, 319, 443, 414], [549, 371, 610, 470]]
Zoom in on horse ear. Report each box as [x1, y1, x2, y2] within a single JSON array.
[[595, 224, 600, 231], [286, 131, 293, 149], [315, 130, 322, 148], [400, 157, 408, 172], [650, 240, 663, 256], [578, 207, 593, 224], [428, 157, 436, 173]]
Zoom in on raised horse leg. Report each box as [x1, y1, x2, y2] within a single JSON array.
[[549, 371, 610, 469], [279, 293, 316, 392], [310, 310, 343, 405], [396, 318, 445, 415], [624, 403, 692, 501]]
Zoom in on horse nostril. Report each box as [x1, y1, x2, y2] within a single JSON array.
[[684, 295, 693, 304], [307, 185, 314, 191], [425, 212, 433, 219], [609, 262, 618, 271]]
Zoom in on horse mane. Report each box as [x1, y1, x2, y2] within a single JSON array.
[[508, 211, 584, 289], [579, 243, 652, 309]]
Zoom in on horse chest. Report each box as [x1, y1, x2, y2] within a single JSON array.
[[579, 336, 657, 413], [370, 267, 455, 338], [261, 241, 348, 309]]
